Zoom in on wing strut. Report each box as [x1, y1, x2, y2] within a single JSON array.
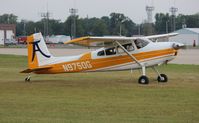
[[115, 41, 142, 67]]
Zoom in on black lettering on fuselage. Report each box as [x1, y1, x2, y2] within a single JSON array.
[[31, 40, 51, 62]]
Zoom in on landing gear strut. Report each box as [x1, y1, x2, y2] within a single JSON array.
[[153, 67, 168, 83], [138, 66, 149, 84], [157, 74, 168, 82]]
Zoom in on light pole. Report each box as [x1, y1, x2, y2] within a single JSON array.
[[170, 7, 178, 31], [22, 20, 27, 36], [69, 8, 78, 39], [166, 21, 169, 34], [119, 24, 122, 36], [119, 20, 126, 36], [138, 24, 141, 35], [41, 11, 51, 37]]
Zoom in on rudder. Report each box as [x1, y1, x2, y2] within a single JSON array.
[[26, 32, 53, 69]]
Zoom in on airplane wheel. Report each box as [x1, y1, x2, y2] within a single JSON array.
[[138, 76, 149, 84], [25, 77, 31, 82], [157, 74, 168, 82]]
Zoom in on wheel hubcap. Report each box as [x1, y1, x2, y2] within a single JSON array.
[[141, 79, 145, 83]]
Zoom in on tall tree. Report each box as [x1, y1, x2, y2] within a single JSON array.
[[185, 13, 199, 28], [155, 13, 170, 34], [0, 14, 17, 24], [109, 13, 136, 36], [109, 13, 126, 35], [123, 18, 136, 36], [48, 19, 64, 35]]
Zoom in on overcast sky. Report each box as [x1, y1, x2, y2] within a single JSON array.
[[0, 0, 198, 23]]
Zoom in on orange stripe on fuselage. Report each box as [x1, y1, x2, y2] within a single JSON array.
[[35, 48, 176, 74]]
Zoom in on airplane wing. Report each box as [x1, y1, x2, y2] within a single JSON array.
[[145, 33, 178, 40], [64, 36, 137, 47], [64, 33, 178, 47]]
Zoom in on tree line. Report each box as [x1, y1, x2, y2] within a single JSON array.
[[0, 12, 199, 37]]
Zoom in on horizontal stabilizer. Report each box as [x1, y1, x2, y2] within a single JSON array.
[[21, 66, 52, 73]]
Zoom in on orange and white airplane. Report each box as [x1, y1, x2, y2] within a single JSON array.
[[21, 32, 184, 84]]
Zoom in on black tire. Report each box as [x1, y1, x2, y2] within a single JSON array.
[[25, 77, 30, 82], [138, 76, 149, 84], [157, 74, 168, 82]]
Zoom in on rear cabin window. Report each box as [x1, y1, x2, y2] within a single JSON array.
[[97, 50, 105, 56], [97, 48, 116, 56], [134, 40, 149, 49]]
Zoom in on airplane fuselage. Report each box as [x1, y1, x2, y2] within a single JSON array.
[[35, 42, 177, 74]]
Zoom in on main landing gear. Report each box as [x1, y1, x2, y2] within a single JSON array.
[[138, 66, 168, 84], [157, 74, 168, 82], [138, 75, 149, 84], [115, 41, 168, 85], [153, 67, 168, 83], [138, 66, 149, 84]]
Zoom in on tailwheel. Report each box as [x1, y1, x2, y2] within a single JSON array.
[[138, 76, 149, 84], [25, 76, 31, 82], [157, 74, 168, 83]]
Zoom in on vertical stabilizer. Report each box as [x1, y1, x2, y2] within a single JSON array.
[[26, 32, 53, 69]]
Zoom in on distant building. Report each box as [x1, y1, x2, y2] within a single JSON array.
[[170, 28, 199, 46], [0, 24, 16, 45]]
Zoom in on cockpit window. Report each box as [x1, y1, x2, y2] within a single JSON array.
[[97, 43, 134, 56], [97, 50, 105, 56], [105, 47, 116, 55], [134, 39, 149, 49]]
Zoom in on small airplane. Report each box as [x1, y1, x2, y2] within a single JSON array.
[[21, 32, 184, 84]]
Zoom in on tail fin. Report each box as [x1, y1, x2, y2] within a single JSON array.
[[26, 32, 53, 69]]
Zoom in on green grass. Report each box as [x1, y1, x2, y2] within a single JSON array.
[[0, 54, 199, 123]]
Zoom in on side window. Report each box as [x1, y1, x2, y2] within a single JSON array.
[[123, 43, 134, 51], [134, 39, 149, 49], [97, 50, 105, 56], [105, 47, 116, 55], [117, 47, 123, 53], [117, 43, 134, 54]]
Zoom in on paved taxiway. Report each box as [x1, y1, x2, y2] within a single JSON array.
[[0, 48, 198, 65]]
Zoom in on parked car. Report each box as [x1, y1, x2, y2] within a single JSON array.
[[5, 39, 17, 45], [17, 36, 27, 44]]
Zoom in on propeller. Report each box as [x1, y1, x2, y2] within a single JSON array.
[[172, 42, 185, 50]]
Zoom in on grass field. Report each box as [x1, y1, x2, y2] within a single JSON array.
[[0, 54, 199, 123]]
